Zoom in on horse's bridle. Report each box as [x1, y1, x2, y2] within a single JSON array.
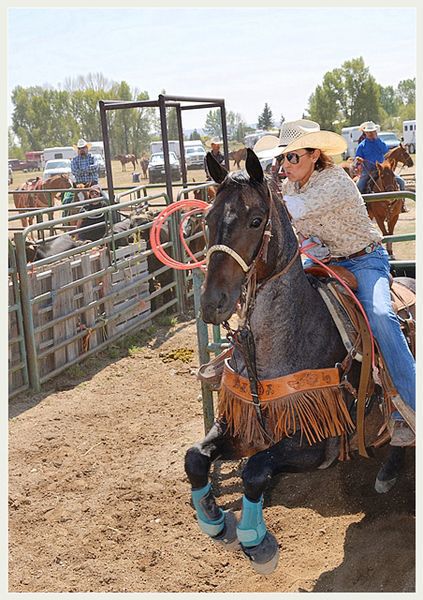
[[205, 181, 298, 283]]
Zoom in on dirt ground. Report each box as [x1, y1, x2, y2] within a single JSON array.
[[9, 316, 415, 593]]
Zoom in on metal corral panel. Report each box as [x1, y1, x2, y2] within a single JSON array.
[[8, 249, 30, 396], [26, 244, 151, 384]]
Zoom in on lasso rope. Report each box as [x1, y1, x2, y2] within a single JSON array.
[[149, 199, 209, 270]]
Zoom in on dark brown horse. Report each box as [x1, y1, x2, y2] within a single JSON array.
[[228, 147, 247, 169], [184, 149, 410, 575], [114, 154, 138, 171], [366, 160, 402, 258]]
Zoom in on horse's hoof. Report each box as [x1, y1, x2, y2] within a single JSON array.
[[211, 510, 240, 551], [241, 531, 280, 575], [374, 475, 397, 494]]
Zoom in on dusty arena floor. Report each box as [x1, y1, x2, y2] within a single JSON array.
[[9, 318, 415, 593]]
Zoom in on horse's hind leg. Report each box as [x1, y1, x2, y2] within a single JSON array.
[[184, 420, 240, 550], [238, 437, 326, 574], [375, 446, 406, 493]]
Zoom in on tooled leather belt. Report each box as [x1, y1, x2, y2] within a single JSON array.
[[331, 242, 381, 262]]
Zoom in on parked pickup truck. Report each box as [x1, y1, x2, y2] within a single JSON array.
[[8, 158, 40, 172]]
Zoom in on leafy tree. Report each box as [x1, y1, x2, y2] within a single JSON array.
[[8, 127, 25, 159], [397, 78, 415, 105], [167, 107, 179, 140], [257, 103, 273, 130], [204, 109, 222, 137], [190, 129, 201, 140], [307, 57, 381, 129], [379, 85, 399, 116], [227, 110, 248, 141]]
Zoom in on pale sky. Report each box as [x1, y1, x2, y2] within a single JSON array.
[[7, 6, 416, 131]]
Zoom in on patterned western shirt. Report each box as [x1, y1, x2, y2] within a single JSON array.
[[281, 165, 382, 257], [71, 153, 99, 184]]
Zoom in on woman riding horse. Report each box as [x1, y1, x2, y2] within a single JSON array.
[[184, 123, 415, 574]]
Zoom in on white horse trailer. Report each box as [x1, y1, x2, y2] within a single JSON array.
[[402, 120, 416, 154]]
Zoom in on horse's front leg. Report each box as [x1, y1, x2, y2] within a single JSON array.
[[184, 420, 240, 550], [238, 436, 327, 575], [386, 208, 401, 259]]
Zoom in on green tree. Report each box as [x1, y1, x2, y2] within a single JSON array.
[[190, 129, 201, 140], [307, 57, 381, 129], [167, 107, 179, 140], [11, 85, 79, 150], [379, 85, 399, 116], [257, 103, 273, 130], [227, 110, 248, 141], [397, 78, 415, 105], [204, 109, 222, 137]]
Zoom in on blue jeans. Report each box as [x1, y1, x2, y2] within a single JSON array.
[[330, 246, 415, 419], [395, 175, 405, 191]]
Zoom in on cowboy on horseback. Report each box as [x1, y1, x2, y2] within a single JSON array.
[[71, 138, 99, 186], [262, 119, 415, 446], [355, 121, 406, 194]]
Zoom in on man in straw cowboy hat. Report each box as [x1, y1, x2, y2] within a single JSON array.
[[354, 121, 405, 194], [71, 138, 99, 186], [263, 119, 414, 446]]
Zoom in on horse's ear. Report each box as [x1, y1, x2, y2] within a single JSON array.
[[375, 161, 382, 171], [387, 157, 396, 170], [206, 152, 228, 184], [245, 148, 264, 183]]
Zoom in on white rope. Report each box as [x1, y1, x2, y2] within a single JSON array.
[[206, 244, 250, 273]]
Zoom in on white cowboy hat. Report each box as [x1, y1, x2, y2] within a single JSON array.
[[73, 138, 92, 150], [255, 119, 321, 159], [210, 137, 222, 146], [360, 121, 378, 133]]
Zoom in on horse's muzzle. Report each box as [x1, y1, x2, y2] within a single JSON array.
[[201, 290, 236, 325]]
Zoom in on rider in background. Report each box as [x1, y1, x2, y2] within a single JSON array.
[[355, 121, 406, 193]]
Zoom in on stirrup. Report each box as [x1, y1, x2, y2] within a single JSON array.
[[197, 347, 233, 390], [390, 395, 415, 433]]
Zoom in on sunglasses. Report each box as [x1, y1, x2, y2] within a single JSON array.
[[280, 151, 310, 165]]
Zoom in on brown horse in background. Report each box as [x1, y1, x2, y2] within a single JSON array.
[[139, 157, 149, 178], [366, 160, 402, 258], [228, 147, 247, 169], [385, 144, 413, 170], [114, 154, 138, 171], [14, 174, 72, 229]]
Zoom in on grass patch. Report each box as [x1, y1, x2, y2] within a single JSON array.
[[66, 364, 87, 379], [154, 313, 178, 327]]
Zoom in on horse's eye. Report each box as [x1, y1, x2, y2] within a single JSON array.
[[250, 217, 263, 229]]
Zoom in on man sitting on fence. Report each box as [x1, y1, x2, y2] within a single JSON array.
[[71, 138, 99, 186]]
